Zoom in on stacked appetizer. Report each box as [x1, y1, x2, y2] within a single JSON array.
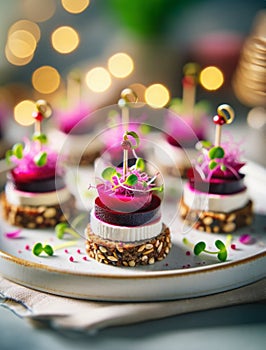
[[180, 104, 253, 233], [85, 129, 171, 267], [1, 100, 76, 228]]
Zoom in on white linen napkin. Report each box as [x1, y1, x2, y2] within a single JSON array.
[[0, 276, 265, 332]]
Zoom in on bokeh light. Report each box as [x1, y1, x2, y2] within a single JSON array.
[[85, 67, 112, 92], [5, 44, 34, 66], [129, 83, 146, 103], [22, 0, 56, 23], [7, 30, 37, 58], [51, 26, 80, 54], [145, 84, 170, 108], [32, 66, 61, 94], [14, 100, 36, 126], [8, 20, 41, 43], [199, 66, 224, 91], [108, 52, 134, 78], [61, 0, 90, 14]]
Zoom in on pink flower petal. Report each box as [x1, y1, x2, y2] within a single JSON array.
[[239, 234, 255, 245], [4, 229, 22, 239]]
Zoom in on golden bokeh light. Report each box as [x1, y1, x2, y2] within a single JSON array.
[[5, 44, 34, 66], [32, 66, 61, 94], [145, 84, 170, 108], [199, 66, 224, 91], [14, 100, 36, 126], [108, 52, 134, 78], [85, 67, 112, 92], [22, 0, 56, 22], [8, 20, 41, 43], [61, 0, 90, 14], [51, 26, 80, 54], [7, 30, 37, 58]]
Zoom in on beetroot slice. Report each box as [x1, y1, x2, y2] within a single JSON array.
[[94, 195, 161, 227], [187, 168, 246, 194], [8, 174, 65, 193]]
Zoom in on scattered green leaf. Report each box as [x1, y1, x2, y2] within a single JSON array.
[[43, 245, 54, 256], [194, 242, 206, 255], [55, 222, 69, 239], [183, 238, 228, 262], [32, 242, 54, 256], [217, 250, 227, 262], [32, 242, 43, 256], [55, 222, 81, 239]]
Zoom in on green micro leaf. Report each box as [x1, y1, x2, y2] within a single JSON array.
[[101, 167, 117, 181], [140, 123, 150, 134], [220, 164, 227, 171], [32, 132, 48, 144], [126, 131, 140, 149], [34, 151, 47, 166], [209, 160, 217, 170], [151, 184, 164, 192], [12, 143, 23, 159], [55, 222, 68, 239], [217, 250, 227, 262], [32, 242, 43, 256], [215, 240, 226, 250], [43, 244, 54, 256], [200, 140, 212, 149], [5, 149, 13, 164], [124, 174, 138, 186], [194, 241, 206, 255], [208, 146, 225, 160], [135, 158, 145, 171]]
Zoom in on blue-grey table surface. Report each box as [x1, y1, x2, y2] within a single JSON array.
[[1, 301, 266, 350]]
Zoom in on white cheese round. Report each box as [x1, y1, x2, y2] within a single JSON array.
[[90, 208, 162, 242], [5, 182, 72, 206], [183, 182, 249, 213]]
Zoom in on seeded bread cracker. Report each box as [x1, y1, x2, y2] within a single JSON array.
[[85, 224, 171, 267], [1, 192, 76, 229], [180, 197, 253, 233]]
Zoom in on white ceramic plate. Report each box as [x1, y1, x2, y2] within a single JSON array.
[[0, 161, 265, 301]]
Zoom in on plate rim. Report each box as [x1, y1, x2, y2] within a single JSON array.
[[1, 244, 265, 280]]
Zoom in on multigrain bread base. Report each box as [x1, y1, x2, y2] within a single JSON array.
[[1, 192, 76, 229], [85, 223, 171, 267], [180, 196, 253, 233]]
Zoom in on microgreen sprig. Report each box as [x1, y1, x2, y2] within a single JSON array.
[[183, 237, 228, 262], [32, 240, 78, 257], [55, 214, 85, 240], [55, 222, 81, 239], [5, 143, 24, 164], [101, 158, 163, 193], [32, 242, 54, 256]]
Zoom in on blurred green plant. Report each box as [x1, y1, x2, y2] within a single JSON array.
[[108, 0, 199, 39]]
